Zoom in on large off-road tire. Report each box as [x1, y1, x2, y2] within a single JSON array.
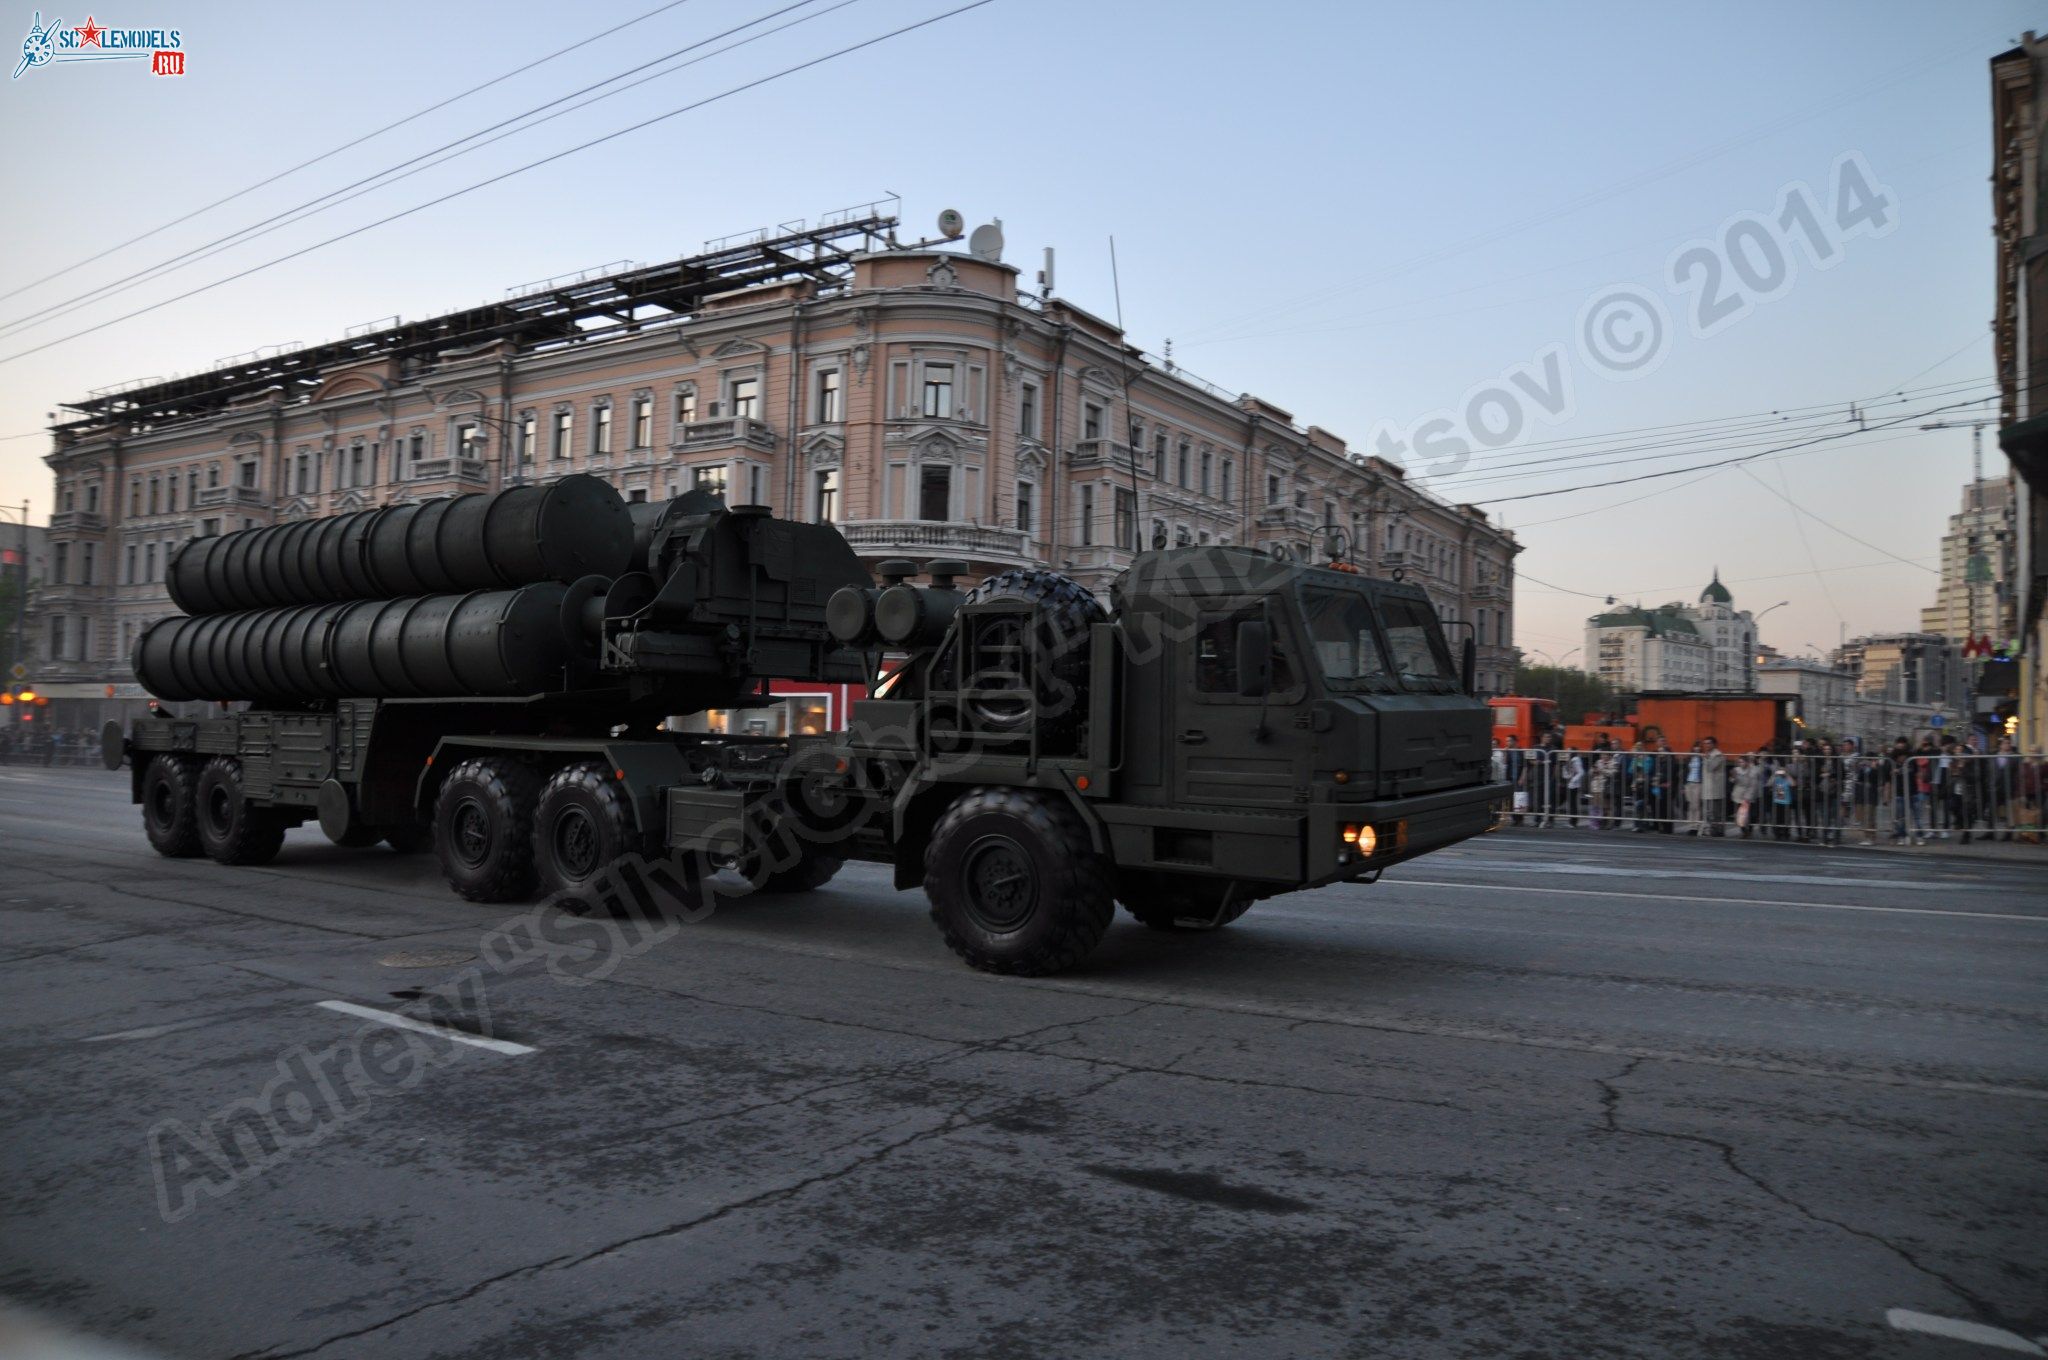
[[433, 756, 543, 902], [141, 755, 202, 858], [195, 757, 287, 866], [532, 760, 651, 906], [1118, 874, 1254, 931], [739, 849, 846, 895], [959, 569, 1105, 751], [925, 786, 1113, 975]]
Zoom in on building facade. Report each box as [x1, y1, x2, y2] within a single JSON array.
[[1833, 632, 1965, 711], [1993, 36, 2048, 748], [1759, 656, 1953, 746], [1584, 573, 1755, 694], [1690, 571, 1759, 691], [1757, 658, 1857, 737], [1919, 476, 2017, 647], [1586, 605, 1711, 692], [33, 217, 1521, 726]]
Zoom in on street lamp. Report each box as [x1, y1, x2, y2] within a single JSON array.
[[1748, 600, 1791, 683]]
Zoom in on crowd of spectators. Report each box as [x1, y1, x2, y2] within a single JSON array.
[[1494, 731, 2043, 845]]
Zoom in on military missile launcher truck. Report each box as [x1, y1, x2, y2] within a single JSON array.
[[113, 477, 1504, 974]]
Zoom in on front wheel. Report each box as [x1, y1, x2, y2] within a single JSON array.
[[433, 756, 543, 902], [925, 787, 1113, 975], [195, 757, 286, 865]]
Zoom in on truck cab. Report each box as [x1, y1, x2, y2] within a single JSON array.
[[1103, 548, 1495, 883]]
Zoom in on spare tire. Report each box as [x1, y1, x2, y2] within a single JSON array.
[[959, 568, 1104, 751]]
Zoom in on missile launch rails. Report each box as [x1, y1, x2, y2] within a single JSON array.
[[113, 478, 1504, 975]]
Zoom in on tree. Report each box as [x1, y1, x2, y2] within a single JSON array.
[[0, 567, 22, 677], [1513, 665, 1616, 724]]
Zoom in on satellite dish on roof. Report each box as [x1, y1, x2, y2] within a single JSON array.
[[937, 209, 965, 240], [968, 220, 1004, 262]]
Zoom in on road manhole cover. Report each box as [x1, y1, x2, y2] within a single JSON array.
[[377, 948, 476, 969]]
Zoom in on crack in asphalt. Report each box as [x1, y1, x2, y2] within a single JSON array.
[[569, 1002, 1158, 1157], [19, 863, 390, 940], [0, 930, 156, 964], [1592, 1056, 2017, 1332], [224, 1063, 1145, 1360]]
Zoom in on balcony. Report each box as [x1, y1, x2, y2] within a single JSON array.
[[36, 583, 104, 606], [680, 417, 776, 453], [409, 457, 490, 484], [1470, 582, 1509, 604], [836, 520, 1031, 564], [1070, 438, 1139, 472], [49, 510, 106, 533], [195, 485, 268, 509], [1258, 504, 1317, 531]]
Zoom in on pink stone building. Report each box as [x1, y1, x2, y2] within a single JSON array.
[[34, 215, 1520, 726]]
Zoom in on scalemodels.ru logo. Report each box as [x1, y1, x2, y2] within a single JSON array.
[[14, 11, 184, 79]]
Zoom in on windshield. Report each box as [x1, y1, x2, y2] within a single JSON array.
[[1298, 586, 1397, 691], [1377, 595, 1459, 691]]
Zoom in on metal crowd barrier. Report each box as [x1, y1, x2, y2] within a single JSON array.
[[0, 735, 105, 768], [1492, 746, 2045, 845]]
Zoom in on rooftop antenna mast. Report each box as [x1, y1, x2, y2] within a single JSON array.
[[1108, 235, 1148, 554]]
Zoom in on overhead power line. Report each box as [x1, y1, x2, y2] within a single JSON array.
[[1422, 379, 2000, 491], [0, 0, 843, 340], [0, 0, 999, 369], [1474, 396, 2000, 507], [1173, 32, 1994, 346], [1738, 462, 1939, 574], [0, 0, 703, 308]]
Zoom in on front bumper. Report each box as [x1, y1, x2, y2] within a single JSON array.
[[1306, 780, 1509, 884]]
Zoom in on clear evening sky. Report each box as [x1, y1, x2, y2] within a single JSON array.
[[0, 0, 2031, 663]]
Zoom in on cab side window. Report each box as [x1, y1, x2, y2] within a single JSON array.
[[1193, 606, 1295, 698]]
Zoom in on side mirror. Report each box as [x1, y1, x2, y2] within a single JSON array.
[[1237, 619, 1272, 697], [1461, 636, 1477, 695]]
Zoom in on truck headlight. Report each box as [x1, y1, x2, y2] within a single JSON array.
[[1342, 824, 1378, 856]]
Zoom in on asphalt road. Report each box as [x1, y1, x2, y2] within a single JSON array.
[[1, 764, 2043, 1360]]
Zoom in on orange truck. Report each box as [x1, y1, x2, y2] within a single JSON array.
[[1490, 692, 1792, 752], [1488, 695, 1557, 748]]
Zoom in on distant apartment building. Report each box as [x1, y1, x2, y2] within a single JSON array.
[[1919, 476, 2017, 647], [1760, 655, 1953, 746], [1757, 657, 1856, 735], [1833, 632, 1965, 709], [33, 212, 1521, 724], [1586, 604, 1711, 692], [1584, 572, 1756, 693]]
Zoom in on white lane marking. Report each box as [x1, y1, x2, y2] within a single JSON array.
[[1390, 879, 2048, 924], [315, 1000, 534, 1056], [83, 1017, 220, 1043], [1885, 1309, 2044, 1355], [1441, 856, 1995, 893]]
